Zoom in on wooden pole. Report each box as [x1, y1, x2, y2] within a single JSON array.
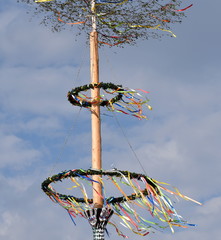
[[87, 3, 113, 239], [90, 30, 103, 208]]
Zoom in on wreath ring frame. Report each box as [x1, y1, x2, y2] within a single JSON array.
[[41, 169, 160, 204], [67, 82, 124, 108]]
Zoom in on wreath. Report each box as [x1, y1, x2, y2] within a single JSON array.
[[67, 82, 124, 108]]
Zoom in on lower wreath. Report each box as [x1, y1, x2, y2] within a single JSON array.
[[41, 168, 159, 204]]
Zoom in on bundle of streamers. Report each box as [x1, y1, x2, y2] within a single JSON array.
[[67, 82, 152, 119], [42, 169, 201, 238], [23, 0, 193, 46]]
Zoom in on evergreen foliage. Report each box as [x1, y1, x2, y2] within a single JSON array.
[[18, 0, 190, 46]]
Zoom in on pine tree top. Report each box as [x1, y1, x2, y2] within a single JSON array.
[[18, 0, 193, 46]]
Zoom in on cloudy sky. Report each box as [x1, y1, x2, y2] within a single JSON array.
[[1, 0, 221, 240]]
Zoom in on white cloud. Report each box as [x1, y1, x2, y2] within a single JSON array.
[[0, 66, 81, 116], [0, 133, 41, 169], [0, 212, 27, 238], [197, 196, 221, 216], [0, 4, 87, 68]]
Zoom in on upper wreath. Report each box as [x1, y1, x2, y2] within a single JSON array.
[[19, 0, 193, 46]]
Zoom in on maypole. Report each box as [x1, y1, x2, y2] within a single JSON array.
[[20, 0, 202, 239], [90, 0, 103, 209], [90, 1, 111, 239], [90, 0, 103, 207]]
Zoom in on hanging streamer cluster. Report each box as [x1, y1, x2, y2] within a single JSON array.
[[67, 82, 152, 119], [24, 0, 193, 46], [42, 169, 201, 238]]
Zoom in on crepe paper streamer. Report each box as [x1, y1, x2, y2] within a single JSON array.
[[100, 33, 131, 39], [67, 82, 152, 119], [96, 0, 129, 5], [177, 4, 193, 12], [42, 169, 201, 238], [99, 40, 129, 46], [35, 0, 53, 2], [99, 20, 126, 31], [129, 24, 176, 38], [98, 33, 131, 46], [157, 27, 176, 38], [95, 0, 133, 7], [67, 210, 77, 225], [98, 18, 175, 39], [150, 14, 171, 23], [162, 4, 193, 12], [57, 12, 86, 25], [108, 222, 129, 238]]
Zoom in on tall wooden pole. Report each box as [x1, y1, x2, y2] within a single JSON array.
[[85, 2, 114, 239], [87, 3, 114, 240], [90, 0, 103, 208]]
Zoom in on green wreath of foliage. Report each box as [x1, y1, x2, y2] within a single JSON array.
[[41, 169, 159, 204], [67, 82, 124, 108]]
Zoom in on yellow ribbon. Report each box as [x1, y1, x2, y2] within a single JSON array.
[[96, 0, 128, 6], [129, 24, 176, 37], [35, 0, 53, 2]]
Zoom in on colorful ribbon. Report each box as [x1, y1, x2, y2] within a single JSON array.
[[42, 169, 201, 238], [35, 0, 54, 2]]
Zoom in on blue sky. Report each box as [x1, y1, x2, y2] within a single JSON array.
[[1, 0, 221, 239]]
